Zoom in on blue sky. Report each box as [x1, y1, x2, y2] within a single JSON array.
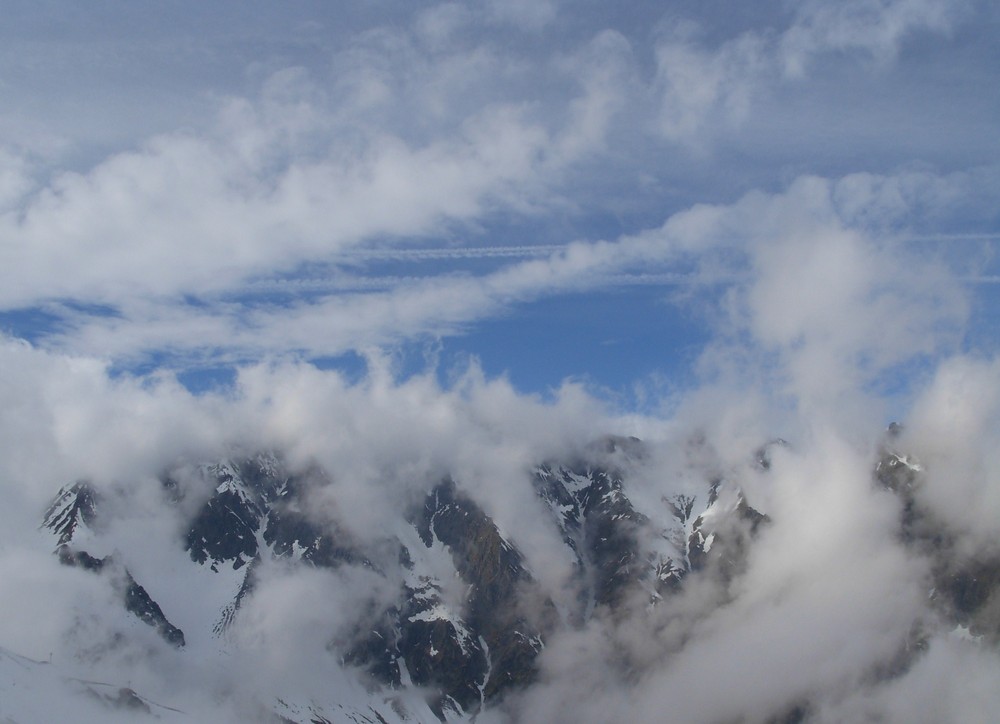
[[1, 0, 999, 411]]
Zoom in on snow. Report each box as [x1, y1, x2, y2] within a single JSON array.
[[894, 453, 923, 472], [558, 469, 595, 496], [477, 635, 492, 706], [702, 532, 716, 553], [398, 524, 468, 616], [408, 603, 475, 656], [0, 645, 188, 724], [951, 625, 982, 643]]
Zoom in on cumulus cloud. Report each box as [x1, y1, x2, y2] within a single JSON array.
[[0, 95, 549, 307]]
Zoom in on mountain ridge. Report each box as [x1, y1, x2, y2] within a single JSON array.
[[15, 429, 1000, 722]]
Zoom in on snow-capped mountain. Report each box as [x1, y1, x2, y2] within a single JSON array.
[[6, 429, 999, 723]]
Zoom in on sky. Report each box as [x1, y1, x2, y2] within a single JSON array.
[[2, 1, 1000, 722], [0, 0, 998, 405]]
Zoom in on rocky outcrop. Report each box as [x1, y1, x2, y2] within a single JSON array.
[[42, 481, 99, 547], [56, 545, 185, 647]]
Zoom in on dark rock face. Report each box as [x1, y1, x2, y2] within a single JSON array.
[[185, 460, 272, 570], [42, 482, 99, 546], [875, 428, 1000, 643], [56, 545, 185, 647], [688, 481, 769, 584], [348, 480, 545, 717], [46, 485, 186, 648], [123, 571, 186, 647], [186, 458, 369, 573], [56, 545, 106, 572], [263, 481, 370, 570], [397, 599, 487, 717], [34, 429, 1000, 723], [110, 688, 152, 713], [535, 464, 648, 613], [186, 484, 262, 570], [535, 453, 769, 621], [575, 469, 648, 608], [415, 481, 543, 702], [85, 686, 152, 714]]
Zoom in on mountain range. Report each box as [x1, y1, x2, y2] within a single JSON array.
[[3, 429, 997, 722]]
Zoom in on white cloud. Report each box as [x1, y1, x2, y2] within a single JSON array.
[[902, 356, 1000, 555], [781, 0, 967, 77], [0, 336, 234, 506], [654, 26, 768, 143], [0, 147, 33, 211], [486, 0, 558, 32], [0, 2, 993, 376], [0, 96, 552, 308], [651, 0, 971, 143], [816, 634, 1000, 722], [11, 167, 971, 388]]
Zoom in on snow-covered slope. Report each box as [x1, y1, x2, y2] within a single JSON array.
[[0, 645, 187, 723]]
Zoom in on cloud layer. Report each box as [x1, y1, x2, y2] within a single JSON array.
[[1, 0, 997, 376]]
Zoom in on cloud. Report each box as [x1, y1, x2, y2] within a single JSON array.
[[0, 94, 551, 308], [230, 355, 606, 560], [654, 25, 768, 143], [507, 431, 929, 724], [901, 356, 1000, 555], [8, 165, 974, 380], [781, 0, 967, 77], [1, 273, 998, 723], [0, 548, 114, 660], [485, 0, 559, 32], [0, 146, 33, 211], [1, 1, 995, 377], [651, 0, 972, 142], [0, 336, 238, 509], [815, 634, 1000, 722]]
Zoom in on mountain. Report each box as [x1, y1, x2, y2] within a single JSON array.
[[876, 427, 1000, 648], [4, 430, 998, 722]]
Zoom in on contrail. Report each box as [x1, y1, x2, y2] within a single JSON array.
[[902, 233, 1000, 242], [338, 244, 567, 261]]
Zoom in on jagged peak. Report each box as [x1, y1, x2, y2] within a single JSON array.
[[41, 481, 100, 548]]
